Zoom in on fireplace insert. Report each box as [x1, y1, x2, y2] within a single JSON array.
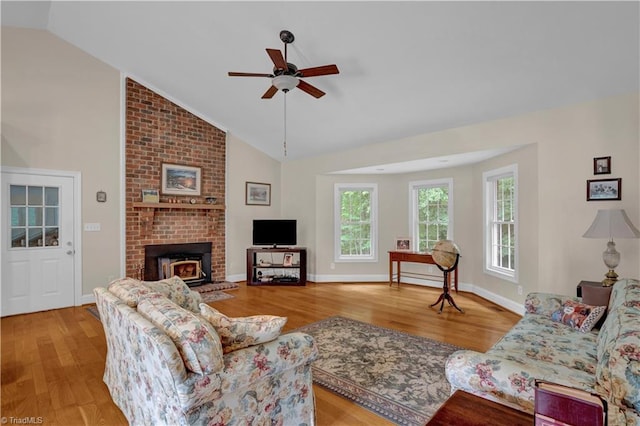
[[158, 255, 204, 285], [144, 242, 212, 286]]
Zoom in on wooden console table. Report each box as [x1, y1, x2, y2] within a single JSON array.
[[388, 251, 458, 292]]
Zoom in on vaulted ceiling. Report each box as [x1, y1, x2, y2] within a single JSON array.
[[3, 1, 639, 163]]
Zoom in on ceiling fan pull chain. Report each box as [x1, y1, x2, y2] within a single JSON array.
[[283, 93, 288, 157]]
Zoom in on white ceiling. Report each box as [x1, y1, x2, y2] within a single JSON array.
[[2, 1, 639, 171]]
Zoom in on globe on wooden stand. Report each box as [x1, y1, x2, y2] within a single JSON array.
[[429, 240, 463, 314]]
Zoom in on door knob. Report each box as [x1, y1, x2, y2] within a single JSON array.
[[66, 250, 75, 255]]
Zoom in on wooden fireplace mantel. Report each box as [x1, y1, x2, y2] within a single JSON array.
[[132, 202, 225, 236]]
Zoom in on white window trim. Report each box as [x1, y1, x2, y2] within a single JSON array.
[[334, 183, 378, 263], [409, 178, 454, 251], [483, 164, 519, 283]]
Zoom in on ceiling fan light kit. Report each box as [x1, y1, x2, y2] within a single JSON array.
[[272, 74, 299, 92]]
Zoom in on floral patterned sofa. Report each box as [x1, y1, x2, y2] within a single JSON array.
[[94, 277, 318, 426], [445, 278, 640, 426]]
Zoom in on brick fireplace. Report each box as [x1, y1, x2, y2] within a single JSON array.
[[125, 78, 226, 281]]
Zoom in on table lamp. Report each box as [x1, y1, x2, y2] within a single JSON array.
[[582, 209, 640, 286]]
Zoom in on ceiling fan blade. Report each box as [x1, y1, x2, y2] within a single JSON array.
[[261, 85, 279, 99], [266, 48, 287, 70], [228, 72, 273, 77], [297, 64, 340, 78], [297, 79, 325, 98]]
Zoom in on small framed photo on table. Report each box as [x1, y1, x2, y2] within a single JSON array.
[[395, 237, 411, 251], [283, 253, 294, 267], [142, 189, 159, 203]]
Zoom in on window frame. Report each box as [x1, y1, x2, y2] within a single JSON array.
[[334, 183, 378, 263], [409, 178, 454, 252], [483, 164, 519, 283]]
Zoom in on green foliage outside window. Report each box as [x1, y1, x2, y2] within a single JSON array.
[[340, 190, 372, 256], [494, 176, 515, 270], [417, 186, 448, 251]]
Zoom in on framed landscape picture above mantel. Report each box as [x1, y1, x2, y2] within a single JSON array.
[[587, 178, 621, 201], [161, 163, 201, 196], [245, 182, 271, 206]]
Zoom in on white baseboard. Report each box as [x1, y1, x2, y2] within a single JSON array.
[[310, 274, 524, 315], [80, 293, 96, 305], [226, 273, 245, 283]]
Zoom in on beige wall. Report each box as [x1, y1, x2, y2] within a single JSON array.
[[226, 134, 281, 280], [282, 93, 639, 308], [1, 28, 122, 297]]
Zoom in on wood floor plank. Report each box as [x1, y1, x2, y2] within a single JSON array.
[[1, 281, 521, 425]]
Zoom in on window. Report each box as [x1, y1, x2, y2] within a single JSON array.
[[334, 183, 378, 262], [483, 165, 518, 282], [410, 179, 453, 252], [10, 185, 60, 248]]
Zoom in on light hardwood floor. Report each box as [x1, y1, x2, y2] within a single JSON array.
[[1, 282, 521, 425]]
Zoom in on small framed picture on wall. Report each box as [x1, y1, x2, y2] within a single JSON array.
[[587, 178, 621, 201], [245, 182, 271, 206], [593, 156, 611, 175]]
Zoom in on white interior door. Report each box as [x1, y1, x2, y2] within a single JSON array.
[[1, 169, 77, 316]]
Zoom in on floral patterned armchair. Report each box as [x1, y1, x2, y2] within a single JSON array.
[[94, 277, 318, 425], [445, 278, 640, 426]]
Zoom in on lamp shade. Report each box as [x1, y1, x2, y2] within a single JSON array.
[[582, 209, 640, 239]]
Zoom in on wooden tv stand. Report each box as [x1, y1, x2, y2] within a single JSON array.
[[246, 247, 307, 286]]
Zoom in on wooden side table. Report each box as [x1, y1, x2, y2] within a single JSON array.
[[426, 390, 533, 425], [577, 280, 613, 307]]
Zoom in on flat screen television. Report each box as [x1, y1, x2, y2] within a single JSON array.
[[252, 219, 297, 247]]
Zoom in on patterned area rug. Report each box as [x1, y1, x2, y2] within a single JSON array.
[[86, 305, 100, 321], [199, 291, 234, 303], [192, 281, 239, 292], [193, 281, 238, 303], [292, 316, 461, 426]]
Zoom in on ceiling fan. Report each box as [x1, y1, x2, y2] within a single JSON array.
[[228, 30, 339, 99]]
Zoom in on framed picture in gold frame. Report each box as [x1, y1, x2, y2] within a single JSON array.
[[161, 163, 201, 196]]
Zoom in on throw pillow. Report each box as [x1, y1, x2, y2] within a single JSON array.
[[142, 276, 202, 313], [108, 277, 152, 307], [200, 304, 287, 354], [550, 300, 606, 333], [138, 295, 224, 374]]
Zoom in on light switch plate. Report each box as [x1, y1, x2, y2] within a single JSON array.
[[84, 223, 101, 232]]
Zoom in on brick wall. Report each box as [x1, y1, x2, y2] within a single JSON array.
[[125, 78, 226, 281]]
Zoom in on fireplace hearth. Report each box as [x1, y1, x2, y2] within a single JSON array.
[[144, 242, 212, 286]]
